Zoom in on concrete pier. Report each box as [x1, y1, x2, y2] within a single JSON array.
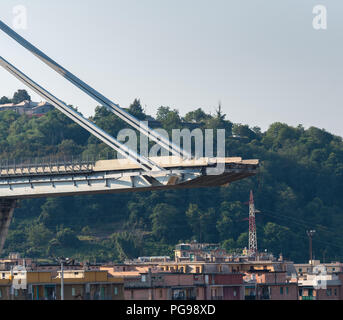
[[0, 199, 16, 255]]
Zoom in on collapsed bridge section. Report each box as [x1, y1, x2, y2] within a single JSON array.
[[0, 157, 259, 199]]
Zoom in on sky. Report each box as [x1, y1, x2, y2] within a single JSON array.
[[0, 0, 342, 135]]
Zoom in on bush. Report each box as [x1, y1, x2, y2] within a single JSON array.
[[56, 228, 80, 247]]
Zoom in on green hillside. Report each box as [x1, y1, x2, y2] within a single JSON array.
[[1, 90, 343, 263]]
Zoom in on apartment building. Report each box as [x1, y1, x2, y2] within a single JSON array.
[[2, 244, 343, 301], [102, 261, 245, 301], [0, 265, 124, 300], [174, 243, 227, 262], [0, 253, 33, 271], [297, 270, 343, 300], [244, 271, 298, 300], [295, 260, 343, 276]]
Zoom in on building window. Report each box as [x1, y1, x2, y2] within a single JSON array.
[[196, 267, 200, 273], [14, 289, 19, 297], [72, 288, 76, 296], [280, 287, 284, 295], [159, 289, 163, 298], [233, 290, 237, 297], [334, 289, 337, 296], [114, 287, 118, 296], [0, 288, 2, 298], [298, 268, 302, 272], [327, 289, 332, 296], [141, 275, 146, 282], [286, 287, 289, 295]]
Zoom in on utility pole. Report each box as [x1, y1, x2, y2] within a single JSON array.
[[61, 259, 64, 301], [56, 256, 69, 300], [306, 230, 316, 268]]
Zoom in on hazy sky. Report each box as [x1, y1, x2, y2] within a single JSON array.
[[0, 1, 342, 135]]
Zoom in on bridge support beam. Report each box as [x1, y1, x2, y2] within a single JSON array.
[[0, 199, 16, 255]]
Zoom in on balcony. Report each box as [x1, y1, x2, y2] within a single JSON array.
[[124, 281, 151, 289], [301, 296, 314, 300], [172, 294, 197, 300]]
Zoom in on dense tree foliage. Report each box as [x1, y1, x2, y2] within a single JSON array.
[[12, 89, 31, 104], [1, 89, 31, 105], [1, 91, 343, 264]]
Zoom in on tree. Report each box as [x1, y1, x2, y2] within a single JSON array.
[[232, 124, 257, 140], [150, 203, 188, 243], [12, 89, 31, 104], [156, 106, 182, 131], [205, 103, 233, 135], [57, 139, 83, 156], [111, 231, 141, 261], [186, 204, 202, 240], [26, 223, 53, 247], [216, 208, 235, 241], [186, 204, 218, 243], [0, 96, 11, 104], [222, 238, 236, 253], [184, 108, 210, 123], [92, 106, 127, 138], [262, 222, 291, 256], [81, 226, 91, 235], [56, 227, 80, 247], [129, 99, 145, 120], [4, 229, 27, 253], [236, 232, 249, 249], [39, 198, 67, 228], [3, 88, 343, 263]]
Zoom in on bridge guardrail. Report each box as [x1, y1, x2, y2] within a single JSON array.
[[0, 156, 97, 177]]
